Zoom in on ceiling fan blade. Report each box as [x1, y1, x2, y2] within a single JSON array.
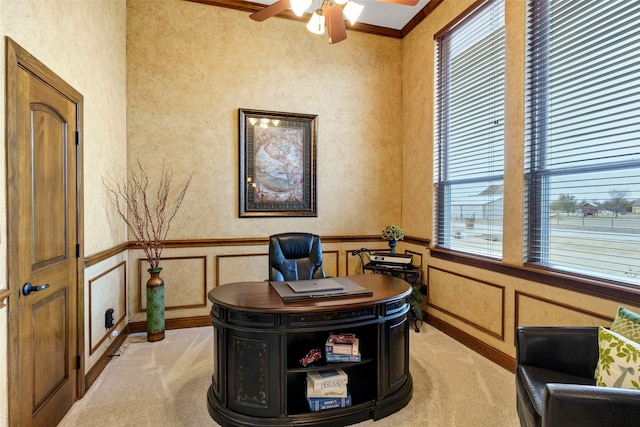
[[377, 0, 420, 6], [250, 0, 292, 22], [323, 3, 347, 44]]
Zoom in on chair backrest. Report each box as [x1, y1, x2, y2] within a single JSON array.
[[269, 233, 326, 281]]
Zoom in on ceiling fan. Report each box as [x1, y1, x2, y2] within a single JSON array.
[[249, 0, 419, 44]]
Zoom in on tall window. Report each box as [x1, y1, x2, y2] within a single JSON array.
[[434, 0, 505, 258], [526, 1, 640, 284]]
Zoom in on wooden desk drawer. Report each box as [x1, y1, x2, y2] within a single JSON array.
[[289, 307, 376, 327], [229, 311, 276, 327]]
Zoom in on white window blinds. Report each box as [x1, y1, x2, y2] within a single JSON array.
[[526, 0, 640, 284], [435, 0, 505, 258]]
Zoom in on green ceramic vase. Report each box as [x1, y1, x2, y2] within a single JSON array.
[[146, 268, 165, 342]]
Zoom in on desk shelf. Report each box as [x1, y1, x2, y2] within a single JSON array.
[[286, 362, 377, 415], [286, 325, 377, 369]]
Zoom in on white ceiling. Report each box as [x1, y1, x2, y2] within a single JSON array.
[[250, 0, 432, 30]]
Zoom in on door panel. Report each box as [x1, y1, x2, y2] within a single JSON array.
[[32, 289, 68, 410], [32, 104, 68, 268], [7, 39, 83, 427]]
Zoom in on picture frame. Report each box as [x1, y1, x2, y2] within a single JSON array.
[[239, 108, 318, 217]]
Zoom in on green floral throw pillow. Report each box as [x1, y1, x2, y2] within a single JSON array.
[[611, 306, 640, 344], [596, 326, 640, 389]]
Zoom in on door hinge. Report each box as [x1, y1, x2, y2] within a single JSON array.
[[75, 131, 80, 146], [76, 244, 80, 258], [76, 355, 81, 370]]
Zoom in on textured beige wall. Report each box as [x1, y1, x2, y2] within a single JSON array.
[[0, 1, 127, 424], [126, 0, 404, 240], [0, 1, 129, 254]]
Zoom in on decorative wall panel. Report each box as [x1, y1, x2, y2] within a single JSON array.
[[89, 261, 126, 355], [428, 266, 504, 339], [515, 292, 613, 328], [323, 250, 339, 277], [138, 256, 206, 311], [217, 254, 268, 287]]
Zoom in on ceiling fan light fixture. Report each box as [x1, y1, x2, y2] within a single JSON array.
[[306, 8, 325, 35], [342, 1, 363, 26], [290, 0, 312, 17]]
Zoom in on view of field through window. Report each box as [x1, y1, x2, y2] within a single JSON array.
[[525, 0, 640, 285]]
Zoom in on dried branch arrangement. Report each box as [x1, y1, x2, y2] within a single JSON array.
[[103, 160, 192, 270]]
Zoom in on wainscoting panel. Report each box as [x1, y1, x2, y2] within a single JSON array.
[[138, 256, 206, 311], [217, 253, 268, 287], [515, 291, 613, 328], [428, 266, 505, 339], [323, 250, 339, 277], [89, 261, 126, 355]]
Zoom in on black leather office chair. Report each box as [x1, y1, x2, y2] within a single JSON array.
[[269, 233, 326, 281]]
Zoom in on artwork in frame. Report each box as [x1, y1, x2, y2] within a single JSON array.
[[239, 108, 318, 217]]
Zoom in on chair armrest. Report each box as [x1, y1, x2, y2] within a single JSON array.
[[543, 383, 640, 427], [516, 326, 599, 378]]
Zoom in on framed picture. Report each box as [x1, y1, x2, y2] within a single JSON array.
[[239, 108, 318, 217]]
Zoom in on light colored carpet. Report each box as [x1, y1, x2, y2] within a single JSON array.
[[58, 324, 519, 426]]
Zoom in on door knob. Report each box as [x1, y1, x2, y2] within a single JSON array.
[[22, 282, 50, 296]]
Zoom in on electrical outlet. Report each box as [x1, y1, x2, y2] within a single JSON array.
[[105, 308, 115, 329]]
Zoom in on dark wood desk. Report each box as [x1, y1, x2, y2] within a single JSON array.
[[207, 274, 412, 427]]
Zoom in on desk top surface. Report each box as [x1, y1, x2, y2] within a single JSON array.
[[208, 274, 411, 313]]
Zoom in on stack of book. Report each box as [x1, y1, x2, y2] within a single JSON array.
[[306, 368, 351, 411], [325, 333, 361, 362]]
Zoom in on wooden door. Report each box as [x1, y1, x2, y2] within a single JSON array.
[[6, 39, 84, 427]]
